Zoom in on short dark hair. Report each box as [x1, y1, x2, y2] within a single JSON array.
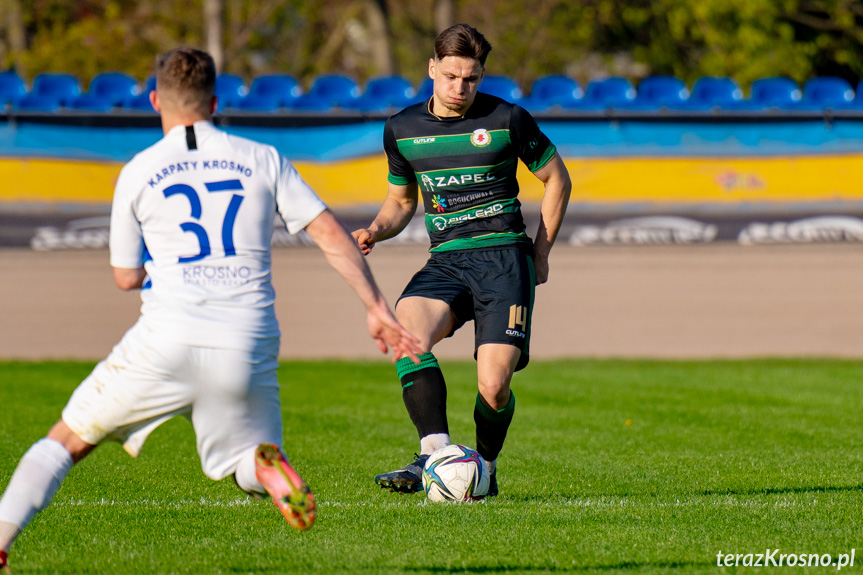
[[155, 47, 216, 115], [434, 24, 492, 67]]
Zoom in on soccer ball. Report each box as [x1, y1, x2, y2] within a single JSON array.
[[422, 444, 490, 502]]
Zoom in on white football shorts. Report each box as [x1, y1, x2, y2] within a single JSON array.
[[62, 319, 282, 480]]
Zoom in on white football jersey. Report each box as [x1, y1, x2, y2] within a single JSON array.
[[109, 121, 327, 350]]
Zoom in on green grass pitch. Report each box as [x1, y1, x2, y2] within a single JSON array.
[[1, 359, 861, 574]]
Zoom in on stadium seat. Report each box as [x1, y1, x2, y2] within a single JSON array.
[[15, 94, 62, 112], [683, 76, 743, 109], [520, 75, 583, 111], [215, 73, 247, 109], [289, 74, 360, 110], [801, 76, 854, 108], [88, 72, 139, 106], [144, 75, 157, 93], [340, 75, 416, 111], [567, 77, 635, 109], [747, 77, 801, 109], [852, 80, 863, 108], [479, 75, 523, 102], [413, 77, 433, 103], [67, 94, 114, 112], [0, 70, 26, 109], [237, 74, 302, 109], [632, 75, 689, 108], [121, 92, 155, 111], [231, 94, 281, 111], [30, 72, 81, 106]]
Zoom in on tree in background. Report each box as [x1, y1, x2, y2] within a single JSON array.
[[1, 0, 862, 94]]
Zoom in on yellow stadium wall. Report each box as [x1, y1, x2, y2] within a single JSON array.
[[4, 154, 863, 206]]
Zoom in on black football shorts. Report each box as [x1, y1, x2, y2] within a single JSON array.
[[398, 246, 536, 371]]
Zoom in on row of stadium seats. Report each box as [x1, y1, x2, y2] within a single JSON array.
[[2, 70, 863, 113]]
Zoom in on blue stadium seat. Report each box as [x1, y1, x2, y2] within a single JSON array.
[[632, 75, 689, 108], [852, 80, 863, 109], [0, 70, 26, 108], [413, 77, 433, 103], [341, 75, 416, 111], [15, 94, 62, 112], [567, 77, 635, 109], [30, 72, 81, 106], [235, 74, 302, 109], [683, 76, 743, 109], [521, 75, 582, 111], [289, 74, 360, 110], [88, 72, 139, 106], [231, 94, 281, 111], [215, 73, 247, 109], [67, 94, 114, 111], [479, 75, 523, 102], [801, 76, 854, 109], [121, 92, 155, 111], [747, 77, 801, 109]]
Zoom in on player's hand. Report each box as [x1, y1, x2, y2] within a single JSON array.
[[352, 228, 376, 255], [533, 252, 550, 285], [366, 305, 422, 364]]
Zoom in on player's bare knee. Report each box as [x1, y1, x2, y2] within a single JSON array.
[[477, 380, 511, 411]]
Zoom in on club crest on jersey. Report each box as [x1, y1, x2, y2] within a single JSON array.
[[470, 129, 491, 147]]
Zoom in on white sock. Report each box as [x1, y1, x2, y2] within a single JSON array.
[[233, 446, 266, 496], [0, 438, 74, 551], [420, 433, 449, 455]]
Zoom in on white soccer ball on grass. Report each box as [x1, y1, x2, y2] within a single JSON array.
[[422, 444, 490, 502]]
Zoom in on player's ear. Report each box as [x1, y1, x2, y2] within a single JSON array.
[[428, 58, 435, 80], [210, 95, 218, 114], [149, 90, 160, 112]]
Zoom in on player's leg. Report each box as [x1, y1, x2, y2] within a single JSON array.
[[468, 246, 536, 496], [0, 421, 96, 568], [0, 322, 195, 568], [374, 295, 458, 493], [191, 343, 315, 530], [475, 343, 521, 497]]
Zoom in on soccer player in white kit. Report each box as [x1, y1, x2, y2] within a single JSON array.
[[0, 47, 420, 570]]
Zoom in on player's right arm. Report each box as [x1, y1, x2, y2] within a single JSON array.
[[113, 267, 147, 291], [109, 163, 149, 291], [352, 180, 419, 255]]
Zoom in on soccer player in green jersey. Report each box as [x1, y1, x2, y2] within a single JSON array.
[[353, 23, 572, 496]]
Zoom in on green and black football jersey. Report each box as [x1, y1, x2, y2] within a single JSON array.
[[384, 93, 557, 252]]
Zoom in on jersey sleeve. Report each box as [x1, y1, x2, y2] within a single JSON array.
[[275, 155, 328, 234], [384, 118, 416, 186], [510, 104, 557, 172], [109, 164, 146, 269]]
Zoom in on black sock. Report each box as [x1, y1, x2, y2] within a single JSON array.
[[474, 391, 515, 464], [396, 353, 449, 439]]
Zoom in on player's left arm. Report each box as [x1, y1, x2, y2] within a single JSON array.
[[530, 152, 571, 285]]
